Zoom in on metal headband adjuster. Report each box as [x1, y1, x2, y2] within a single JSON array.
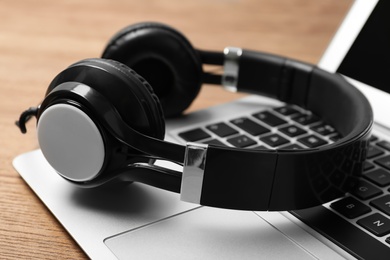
[[180, 142, 208, 204], [222, 47, 242, 92]]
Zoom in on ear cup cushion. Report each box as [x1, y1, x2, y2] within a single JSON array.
[[46, 58, 165, 140], [102, 22, 203, 117]]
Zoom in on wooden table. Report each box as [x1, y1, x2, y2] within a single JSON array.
[[0, 0, 351, 258]]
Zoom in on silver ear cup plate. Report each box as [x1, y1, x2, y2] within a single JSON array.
[[37, 104, 105, 182]]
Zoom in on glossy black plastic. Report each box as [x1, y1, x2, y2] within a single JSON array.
[[39, 82, 185, 190]]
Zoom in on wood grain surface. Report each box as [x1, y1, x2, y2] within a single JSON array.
[[0, 0, 351, 258]]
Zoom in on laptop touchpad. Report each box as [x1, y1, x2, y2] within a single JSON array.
[[105, 207, 314, 259]]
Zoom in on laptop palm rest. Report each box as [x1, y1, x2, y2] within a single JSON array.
[[14, 149, 318, 259], [104, 207, 314, 260]]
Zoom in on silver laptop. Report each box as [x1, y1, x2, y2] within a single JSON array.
[[13, 0, 390, 259]]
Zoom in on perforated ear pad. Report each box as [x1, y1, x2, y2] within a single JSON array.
[[102, 22, 203, 117], [46, 58, 165, 141]]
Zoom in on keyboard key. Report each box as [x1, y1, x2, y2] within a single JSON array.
[[292, 113, 320, 125], [252, 111, 287, 126], [330, 197, 371, 219], [377, 140, 390, 151], [179, 128, 210, 142], [293, 206, 390, 259], [273, 106, 300, 116], [206, 122, 238, 137], [363, 161, 375, 171], [278, 125, 307, 137], [367, 146, 384, 159], [230, 117, 270, 136], [260, 134, 289, 147], [364, 169, 390, 187], [370, 135, 379, 143], [297, 135, 327, 148], [374, 155, 390, 171], [227, 135, 256, 148], [202, 139, 226, 146], [350, 180, 383, 200], [310, 124, 337, 136], [370, 195, 390, 216], [357, 213, 390, 236]]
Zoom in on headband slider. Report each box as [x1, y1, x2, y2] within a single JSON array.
[[181, 142, 208, 204], [222, 47, 242, 92]]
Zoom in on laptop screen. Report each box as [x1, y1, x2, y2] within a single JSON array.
[[336, 0, 390, 94]]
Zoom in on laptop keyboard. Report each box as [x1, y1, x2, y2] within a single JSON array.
[[178, 105, 338, 150], [176, 105, 390, 256], [327, 135, 390, 240]]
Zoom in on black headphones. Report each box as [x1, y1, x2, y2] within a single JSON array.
[[17, 22, 373, 211]]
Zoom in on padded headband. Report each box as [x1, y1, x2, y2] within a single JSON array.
[[177, 48, 373, 210]]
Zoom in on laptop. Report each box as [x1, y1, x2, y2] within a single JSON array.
[[12, 0, 390, 259]]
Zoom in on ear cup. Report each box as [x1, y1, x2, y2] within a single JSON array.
[[46, 58, 165, 141], [102, 22, 203, 117]]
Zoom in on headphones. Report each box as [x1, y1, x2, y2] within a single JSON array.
[[17, 22, 373, 211]]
